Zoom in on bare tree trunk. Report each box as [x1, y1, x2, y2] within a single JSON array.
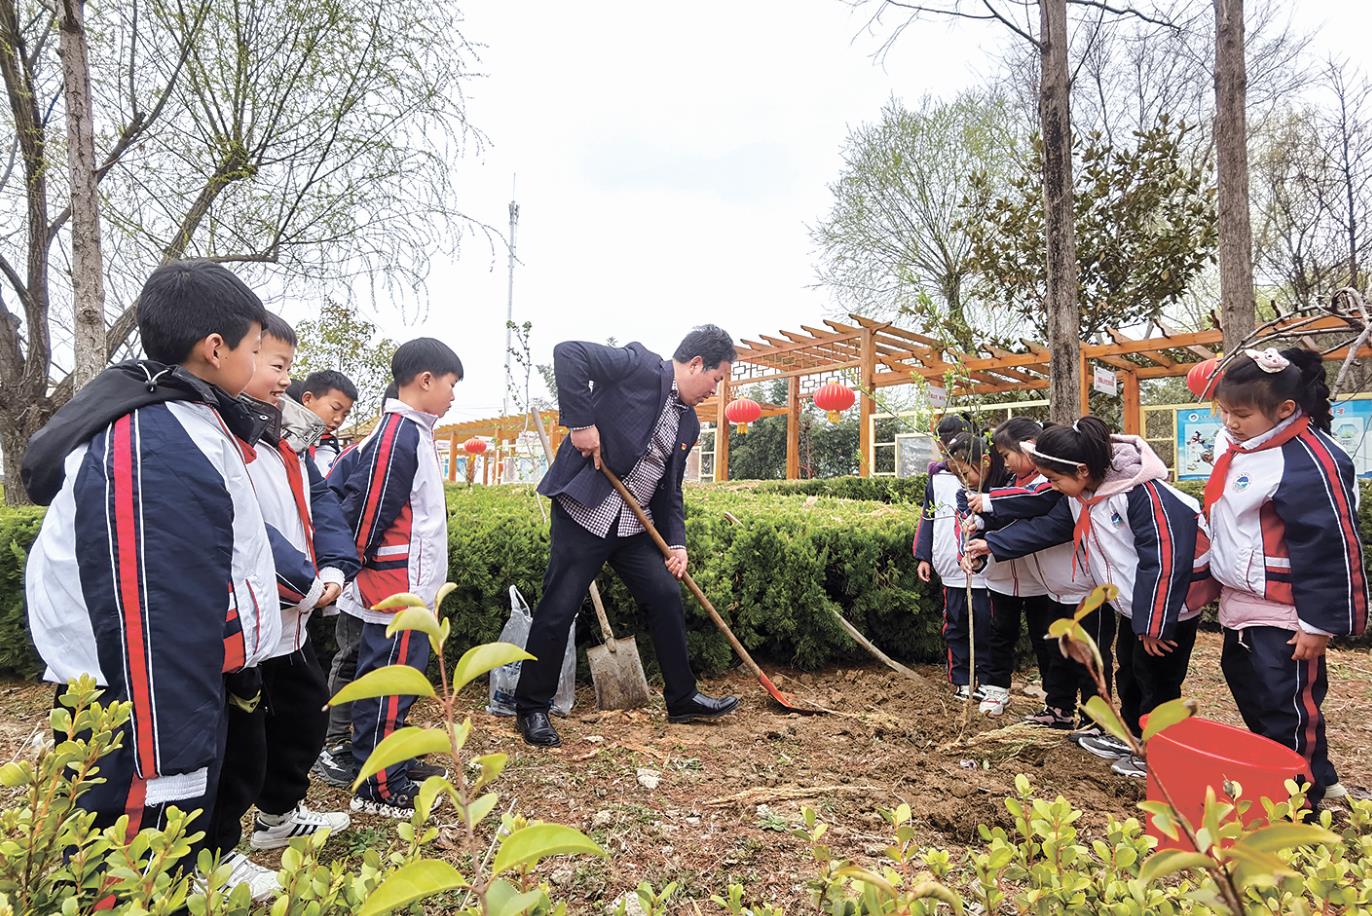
[[1039, 0, 1080, 424], [1214, 0, 1256, 351], [59, 0, 105, 390]]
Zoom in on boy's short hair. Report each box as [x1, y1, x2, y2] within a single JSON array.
[[262, 311, 297, 347], [293, 369, 359, 403], [674, 325, 737, 369], [383, 382, 398, 401], [138, 260, 268, 364], [392, 338, 462, 386]]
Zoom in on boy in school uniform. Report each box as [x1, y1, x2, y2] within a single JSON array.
[[22, 260, 278, 864], [285, 370, 358, 476], [332, 341, 461, 817], [205, 313, 361, 895]]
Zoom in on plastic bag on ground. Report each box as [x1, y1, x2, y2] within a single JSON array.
[[487, 585, 576, 717]]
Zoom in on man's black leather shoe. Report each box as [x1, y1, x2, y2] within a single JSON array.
[[667, 692, 740, 724], [517, 710, 561, 747]]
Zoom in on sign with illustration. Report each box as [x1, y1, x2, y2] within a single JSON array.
[[1176, 398, 1372, 480]]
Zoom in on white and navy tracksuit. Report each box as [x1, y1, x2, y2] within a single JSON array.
[[981, 437, 1215, 734], [310, 433, 344, 477], [24, 367, 278, 850], [977, 473, 1092, 709], [330, 399, 448, 802], [211, 429, 361, 854], [1207, 413, 1368, 797], [914, 465, 993, 687]]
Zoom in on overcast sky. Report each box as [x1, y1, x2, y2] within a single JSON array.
[[280, 1, 1372, 428]]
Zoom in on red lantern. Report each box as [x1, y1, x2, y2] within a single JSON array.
[[724, 397, 762, 434], [462, 437, 488, 455], [1186, 358, 1222, 399], [813, 382, 856, 423]]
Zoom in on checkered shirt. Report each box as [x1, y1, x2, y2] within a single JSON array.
[[559, 383, 689, 548]]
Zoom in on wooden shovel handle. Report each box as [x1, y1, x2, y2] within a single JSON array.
[[599, 466, 768, 683]]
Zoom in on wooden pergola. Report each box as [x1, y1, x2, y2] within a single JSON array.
[[713, 312, 1372, 481]]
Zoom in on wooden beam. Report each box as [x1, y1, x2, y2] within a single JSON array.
[[786, 375, 801, 480], [715, 376, 730, 481], [1121, 370, 1141, 435], [859, 327, 876, 478], [1079, 353, 1091, 416], [448, 433, 458, 482]]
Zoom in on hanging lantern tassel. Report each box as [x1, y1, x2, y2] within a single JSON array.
[[724, 397, 761, 435], [813, 382, 856, 424]]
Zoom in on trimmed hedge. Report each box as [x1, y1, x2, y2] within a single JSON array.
[[4, 476, 1370, 679]]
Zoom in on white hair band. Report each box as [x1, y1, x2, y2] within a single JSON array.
[[1020, 440, 1084, 468]]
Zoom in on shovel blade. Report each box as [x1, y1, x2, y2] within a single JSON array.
[[587, 637, 652, 710]]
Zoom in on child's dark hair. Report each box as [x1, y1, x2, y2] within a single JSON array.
[[936, 412, 973, 445], [392, 338, 463, 386], [262, 311, 297, 347], [289, 369, 359, 403], [1031, 415, 1114, 481], [383, 381, 398, 401], [946, 431, 1007, 487], [138, 260, 268, 364], [1213, 348, 1333, 432], [992, 417, 1043, 453]]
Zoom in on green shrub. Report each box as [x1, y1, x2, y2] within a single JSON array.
[[4, 476, 1370, 678]]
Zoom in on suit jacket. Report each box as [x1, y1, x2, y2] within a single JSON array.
[[537, 341, 700, 547]]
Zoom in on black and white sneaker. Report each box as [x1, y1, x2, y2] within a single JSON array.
[[1023, 706, 1075, 730], [312, 744, 356, 789], [350, 785, 443, 820], [1076, 733, 1133, 760], [250, 802, 351, 850], [1111, 754, 1148, 779]]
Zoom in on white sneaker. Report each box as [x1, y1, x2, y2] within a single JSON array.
[[251, 802, 351, 850], [978, 686, 1011, 717], [221, 851, 280, 901]]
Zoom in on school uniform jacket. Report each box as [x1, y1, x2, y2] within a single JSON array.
[[980, 473, 1050, 599], [914, 470, 986, 588], [1208, 413, 1368, 637], [331, 399, 448, 624], [310, 434, 343, 477], [976, 478, 1091, 605], [25, 384, 278, 805], [245, 433, 361, 657], [981, 437, 1211, 640]]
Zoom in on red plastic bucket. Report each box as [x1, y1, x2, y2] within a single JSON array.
[[1142, 715, 1309, 851]]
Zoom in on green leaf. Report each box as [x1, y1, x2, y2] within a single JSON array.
[[1238, 823, 1340, 853], [491, 823, 606, 876], [1074, 584, 1119, 620], [1083, 697, 1133, 747], [453, 643, 535, 695], [328, 665, 435, 707], [472, 753, 509, 790], [1138, 848, 1217, 883], [370, 593, 429, 612], [357, 858, 467, 916], [417, 775, 457, 821], [483, 877, 546, 916], [1141, 697, 1196, 744], [385, 607, 443, 656], [0, 762, 27, 787], [1222, 841, 1295, 877], [434, 582, 457, 615], [465, 791, 500, 829], [353, 727, 452, 791], [833, 866, 899, 898]]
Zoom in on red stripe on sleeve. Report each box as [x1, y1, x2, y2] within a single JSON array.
[[355, 416, 402, 554], [1146, 483, 1174, 639]]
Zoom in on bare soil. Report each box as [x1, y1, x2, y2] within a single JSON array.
[[3, 631, 1370, 912]]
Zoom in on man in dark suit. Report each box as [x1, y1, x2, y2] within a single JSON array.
[[514, 326, 740, 747]]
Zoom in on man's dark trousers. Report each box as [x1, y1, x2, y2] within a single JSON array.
[[515, 500, 696, 712]]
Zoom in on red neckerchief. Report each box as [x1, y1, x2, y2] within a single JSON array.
[[1071, 492, 1111, 578], [275, 439, 317, 567], [1203, 415, 1309, 517]]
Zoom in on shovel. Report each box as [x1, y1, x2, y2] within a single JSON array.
[[530, 410, 651, 710], [584, 581, 653, 710], [599, 465, 830, 715]]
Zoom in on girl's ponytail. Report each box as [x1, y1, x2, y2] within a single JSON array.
[[1283, 348, 1333, 432], [1030, 414, 1115, 480]]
